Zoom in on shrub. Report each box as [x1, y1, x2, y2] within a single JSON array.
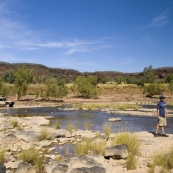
[[0, 149, 6, 163], [74, 76, 100, 98], [66, 123, 73, 134], [103, 122, 111, 137], [112, 132, 141, 155], [38, 127, 52, 141], [10, 119, 19, 128], [149, 147, 173, 173], [143, 83, 165, 97], [75, 138, 91, 155], [91, 138, 106, 155], [84, 121, 90, 130], [53, 122, 61, 129], [126, 154, 137, 170], [54, 155, 63, 162], [17, 148, 44, 172]]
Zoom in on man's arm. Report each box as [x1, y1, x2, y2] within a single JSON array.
[[166, 108, 169, 117], [157, 109, 160, 119]]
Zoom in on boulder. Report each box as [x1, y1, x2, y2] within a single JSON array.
[[108, 118, 121, 122], [0, 164, 6, 173], [1, 133, 18, 145], [39, 140, 52, 147], [5, 160, 22, 169], [15, 131, 39, 142], [16, 162, 36, 173], [52, 164, 69, 173], [70, 166, 106, 173], [45, 162, 68, 173], [73, 130, 97, 138], [80, 156, 101, 167], [104, 144, 128, 159], [154, 166, 166, 173]]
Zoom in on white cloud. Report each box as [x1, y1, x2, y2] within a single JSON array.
[[146, 10, 169, 28], [54, 57, 99, 69]]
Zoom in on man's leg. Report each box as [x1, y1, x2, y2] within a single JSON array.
[[155, 124, 159, 134], [161, 126, 164, 134], [154, 125, 160, 136]]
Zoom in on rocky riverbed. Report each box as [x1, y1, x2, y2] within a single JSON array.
[[0, 108, 173, 173]]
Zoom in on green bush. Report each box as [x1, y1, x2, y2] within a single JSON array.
[[143, 83, 165, 97], [74, 76, 100, 98], [18, 148, 44, 172]]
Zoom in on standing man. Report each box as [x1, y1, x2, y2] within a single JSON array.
[[154, 95, 169, 137]]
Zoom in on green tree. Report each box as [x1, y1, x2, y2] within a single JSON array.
[[114, 76, 126, 84], [44, 78, 68, 98], [143, 83, 165, 97], [2, 70, 15, 84], [74, 76, 100, 98], [168, 81, 173, 95], [14, 67, 33, 100], [143, 65, 155, 83], [166, 74, 173, 83]]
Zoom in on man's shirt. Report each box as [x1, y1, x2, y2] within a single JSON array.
[[157, 101, 166, 117]]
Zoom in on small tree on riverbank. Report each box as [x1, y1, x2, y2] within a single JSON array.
[[73, 76, 100, 98], [43, 78, 68, 98], [14, 66, 33, 100]]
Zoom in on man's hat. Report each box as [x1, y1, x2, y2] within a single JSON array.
[[159, 95, 165, 99]]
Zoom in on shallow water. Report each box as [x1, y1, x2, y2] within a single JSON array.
[[1, 106, 173, 155], [1, 106, 173, 134]]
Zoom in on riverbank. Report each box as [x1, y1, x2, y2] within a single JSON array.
[[0, 113, 173, 173]]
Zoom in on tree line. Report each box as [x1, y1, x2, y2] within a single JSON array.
[[0, 65, 173, 100]]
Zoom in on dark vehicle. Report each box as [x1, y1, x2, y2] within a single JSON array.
[[0, 97, 15, 107]]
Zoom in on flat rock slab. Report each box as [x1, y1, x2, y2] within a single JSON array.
[[104, 144, 128, 159], [70, 166, 106, 173], [108, 118, 121, 122]]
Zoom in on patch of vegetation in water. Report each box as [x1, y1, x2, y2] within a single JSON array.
[[72, 103, 142, 110]]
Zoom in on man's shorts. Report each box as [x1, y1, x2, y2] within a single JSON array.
[[158, 117, 167, 127]]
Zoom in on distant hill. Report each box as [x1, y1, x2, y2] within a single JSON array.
[[0, 62, 173, 80]]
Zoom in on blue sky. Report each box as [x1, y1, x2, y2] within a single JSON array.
[[0, 0, 173, 72]]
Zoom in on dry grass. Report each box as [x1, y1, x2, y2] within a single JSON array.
[[75, 138, 106, 156], [10, 118, 19, 128], [126, 154, 137, 170], [73, 103, 141, 110], [0, 149, 6, 163], [112, 132, 141, 155], [38, 127, 52, 141], [17, 148, 44, 172], [54, 155, 63, 162], [84, 121, 90, 130], [66, 123, 73, 134], [91, 139, 106, 155], [75, 138, 91, 155], [103, 122, 111, 137], [149, 147, 173, 173], [53, 122, 61, 129]]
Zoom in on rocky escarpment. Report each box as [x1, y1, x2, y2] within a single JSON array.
[[0, 62, 173, 80]]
